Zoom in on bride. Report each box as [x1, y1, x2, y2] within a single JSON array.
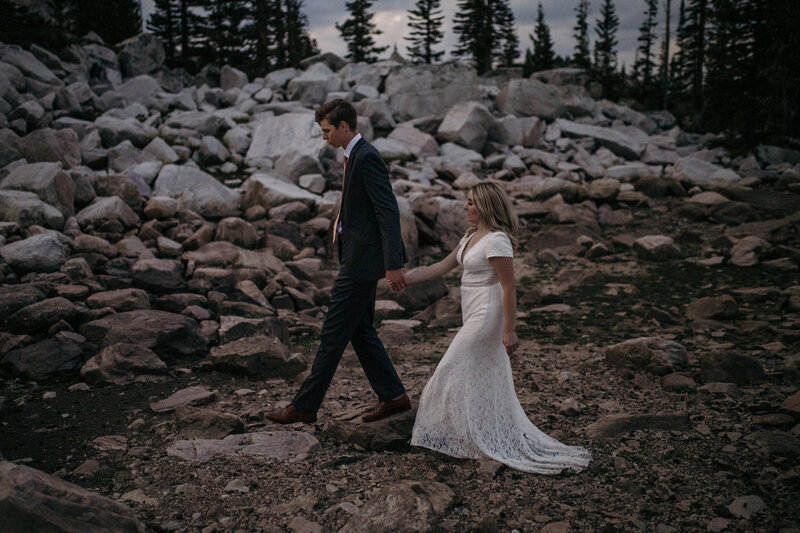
[[402, 182, 590, 474]]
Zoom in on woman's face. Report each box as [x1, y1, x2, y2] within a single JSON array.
[[464, 191, 481, 225]]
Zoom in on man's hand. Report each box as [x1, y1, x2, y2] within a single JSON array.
[[385, 269, 407, 292]]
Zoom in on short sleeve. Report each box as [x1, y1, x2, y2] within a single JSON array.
[[485, 232, 513, 259]]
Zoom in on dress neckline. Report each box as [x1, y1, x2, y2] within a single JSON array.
[[460, 231, 492, 264]]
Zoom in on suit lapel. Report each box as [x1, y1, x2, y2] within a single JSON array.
[[342, 138, 366, 208]]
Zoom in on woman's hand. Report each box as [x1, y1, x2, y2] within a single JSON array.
[[503, 330, 519, 355]]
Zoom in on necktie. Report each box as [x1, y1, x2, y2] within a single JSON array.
[[332, 155, 347, 243]]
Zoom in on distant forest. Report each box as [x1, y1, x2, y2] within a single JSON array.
[[1, 0, 798, 147]]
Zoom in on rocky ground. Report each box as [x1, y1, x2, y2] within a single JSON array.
[[1, 32, 799, 533]]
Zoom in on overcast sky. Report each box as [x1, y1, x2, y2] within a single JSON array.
[[140, 0, 679, 69]]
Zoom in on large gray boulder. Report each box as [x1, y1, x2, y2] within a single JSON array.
[[0, 45, 61, 85], [80, 343, 168, 385], [11, 129, 81, 168], [245, 112, 327, 167], [387, 124, 438, 158], [78, 309, 207, 357], [116, 75, 161, 105], [0, 190, 64, 229], [243, 173, 322, 210], [0, 332, 92, 379], [385, 63, 479, 120], [286, 62, 341, 105], [0, 461, 145, 533], [166, 431, 320, 463], [208, 335, 306, 378], [496, 78, 565, 120], [665, 156, 741, 187], [164, 111, 225, 137], [153, 164, 241, 218], [605, 337, 689, 376], [76, 196, 140, 230], [0, 162, 75, 216], [555, 118, 644, 159], [94, 116, 158, 148], [437, 101, 496, 153], [0, 232, 68, 272], [117, 33, 166, 77]]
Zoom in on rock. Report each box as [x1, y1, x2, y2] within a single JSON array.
[[0, 45, 61, 84], [243, 173, 322, 210], [0, 232, 68, 273], [79, 310, 207, 356], [175, 405, 244, 439], [727, 495, 765, 519], [324, 407, 416, 452], [1, 332, 93, 379], [85, 288, 150, 312], [6, 297, 84, 333], [150, 386, 216, 413], [371, 137, 412, 160], [605, 337, 689, 375], [666, 157, 740, 186], [287, 63, 340, 105], [437, 101, 496, 152], [751, 430, 800, 458], [220, 64, 248, 90], [199, 135, 230, 165], [12, 128, 81, 168], [143, 137, 180, 164], [245, 113, 327, 166], [0, 460, 145, 533], [182, 241, 284, 274], [131, 258, 185, 291], [116, 75, 160, 105], [587, 177, 621, 201], [496, 78, 565, 120], [0, 190, 65, 230], [95, 116, 158, 148], [730, 236, 771, 267], [215, 217, 258, 248], [80, 343, 167, 385], [0, 284, 47, 318], [782, 391, 800, 416], [686, 295, 739, 320], [387, 124, 438, 158], [541, 523, 571, 533], [76, 196, 140, 231], [634, 235, 682, 261], [340, 480, 454, 533], [164, 111, 225, 136], [153, 164, 241, 219], [218, 315, 289, 344], [698, 352, 765, 384], [384, 63, 479, 120], [661, 373, 697, 392], [585, 413, 690, 442], [209, 335, 305, 378], [143, 196, 179, 220], [92, 435, 128, 451], [0, 162, 74, 216], [73, 234, 117, 257], [555, 119, 644, 159], [166, 431, 320, 462], [117, 33, 165, 77]]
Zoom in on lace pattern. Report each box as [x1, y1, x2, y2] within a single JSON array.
[[411, 232, 591, 474]]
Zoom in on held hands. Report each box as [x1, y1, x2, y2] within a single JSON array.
[[386, 269, 408, 292], [503, 330, 519, 356]]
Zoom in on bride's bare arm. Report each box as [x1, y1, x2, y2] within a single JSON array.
[[405, 248, 460, 284], [490, 256, 519, 355]]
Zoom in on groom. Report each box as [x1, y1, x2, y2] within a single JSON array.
[[266, 99, 412, 424]]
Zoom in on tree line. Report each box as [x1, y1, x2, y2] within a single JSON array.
[[1, 0, 797, 145]]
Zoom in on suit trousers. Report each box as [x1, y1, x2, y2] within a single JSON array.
[[292, 276, 406, 413]]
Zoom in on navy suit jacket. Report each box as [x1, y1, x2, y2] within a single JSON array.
[[337, 138, 408, 281]]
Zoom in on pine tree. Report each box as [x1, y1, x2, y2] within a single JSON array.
[[593, 0, 620, 98], [284, 0, 319, 68], [522, 48, 535, 77], [247, 0, 318, 73], [658, 0, 672, 109], [573, 0, 591, 69], [74, 0, 142, 45], [147, 0, 180, 63], [683, 0, 708, 111], [0, 0, 55, 47], [453, 0, 518, 74], [670, 0, 689, 99], [633, 0, 659, 97], [497, 1, 520, 66], [336, 0, 388, 63], [202, 0, 250, 67], [405, 0, 445, 64], [531, 2, 555, 71]]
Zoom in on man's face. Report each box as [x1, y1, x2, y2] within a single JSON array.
[[319, 118, 347, 149]]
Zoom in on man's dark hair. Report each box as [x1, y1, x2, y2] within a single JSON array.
[[315, 99, 357, 131]]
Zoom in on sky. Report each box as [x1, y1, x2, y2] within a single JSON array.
[[140, 0, 680, 70]]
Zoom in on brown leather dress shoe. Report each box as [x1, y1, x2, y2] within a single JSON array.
[[265, 405, 317, 424], [362, 394, 411, 422]]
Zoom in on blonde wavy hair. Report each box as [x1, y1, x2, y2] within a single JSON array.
[[465, 181, 519, 251]]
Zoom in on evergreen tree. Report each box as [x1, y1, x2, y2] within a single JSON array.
[[683, 0, 708, 111], [573, 0, 591, 69], [497, 1, 520, 66], [405, 0, 445, 64], [0, 0, 55, 47], [593, 0, 620, 98], [522, 48, 535, 77], [453, 0, 518, 74], [202, 0, 250, 67], [247, 0, 318, 73], [670, 0, 689, 99], [658, 0, 672, 109], [336, 0, 388, 63], [284, 0, 319, 68], [531, 2, 555, 71], [74, 0, 142, 45], [147, 0, 180, 63], [633, 0, 659, 96]]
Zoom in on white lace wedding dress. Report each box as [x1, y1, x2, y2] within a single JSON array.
[[411, 231, 591, 474]]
